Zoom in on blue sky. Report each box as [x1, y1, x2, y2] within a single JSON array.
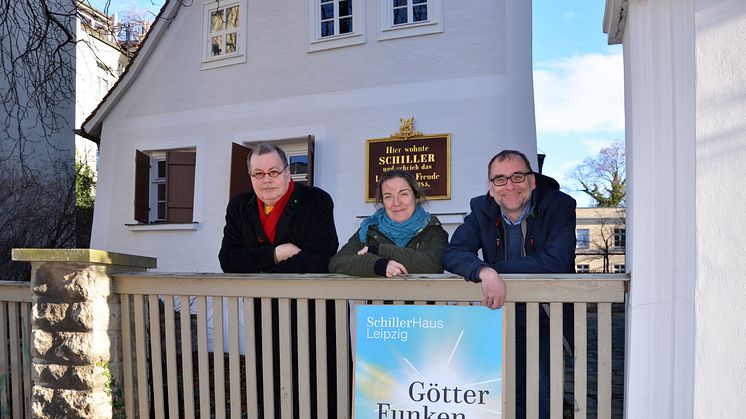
[[92, 0, 624, 206]]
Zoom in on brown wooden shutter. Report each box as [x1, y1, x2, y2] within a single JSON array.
[[134, 150, 150, 223], [229, 142, 252, 200], [165, 151, 196, 223], [306, 135, 315, 187]]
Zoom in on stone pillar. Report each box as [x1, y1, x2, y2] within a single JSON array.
[[12, 249, 156, 419]]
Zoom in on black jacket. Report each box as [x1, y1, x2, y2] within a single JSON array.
[[218, 184, 339, 273], [443, 174, 576, 280]]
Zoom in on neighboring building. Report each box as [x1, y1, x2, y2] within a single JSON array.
[[574, 207, 625, 273], [81, 0, 538, 272], [75, 1, 129, 170], [604, 0, 746, 416]]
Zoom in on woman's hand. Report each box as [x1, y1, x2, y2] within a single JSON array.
[[385, 260, 408, 278], [357, 246, 369, 255]]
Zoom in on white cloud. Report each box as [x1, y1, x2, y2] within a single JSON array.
[[534, 53, 625, 135]]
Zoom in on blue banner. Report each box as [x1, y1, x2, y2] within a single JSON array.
[[353, 305, 503, 418]]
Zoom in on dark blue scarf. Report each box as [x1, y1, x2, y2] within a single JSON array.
[[358, 205, 431, 247]]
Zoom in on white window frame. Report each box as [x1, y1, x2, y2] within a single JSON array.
[[201, 0, 247, 70], [287, 152, 309, 184], [613, 227, 626, 248], [576, 264, 591, 274], [307, 0, 365, 52], [613, 264, 626, 273], [150, 152, 167, 223], [378, 0, 442, 41]]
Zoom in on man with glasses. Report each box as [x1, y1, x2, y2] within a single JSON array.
[[443, 149, 576, 419], [219, 142, 338, 273]]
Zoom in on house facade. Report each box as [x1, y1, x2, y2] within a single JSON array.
[[82, 0, 538, 272], [574, 207, 626, 274]]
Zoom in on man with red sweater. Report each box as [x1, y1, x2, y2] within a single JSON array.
[[219, 142, 338, 273]]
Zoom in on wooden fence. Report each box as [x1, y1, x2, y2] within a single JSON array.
[[0, 281, 32, 419]]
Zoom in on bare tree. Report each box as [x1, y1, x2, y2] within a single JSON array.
[[567, 140, 626, 207]]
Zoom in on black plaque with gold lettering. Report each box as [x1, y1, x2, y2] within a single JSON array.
[[365, 132, 451, 202]]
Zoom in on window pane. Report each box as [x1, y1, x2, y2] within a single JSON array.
[[211, 36, 222, 56], [157, 202, 166, 220], [394, 8, 407, 25], [413, 4, 427, 21], [339, 0, 352, 17], [226, 32, 237, 53], [339, 17, 352, 34], [413, 0, 427, 4], [289, 155, 308, 175], [321, 21, 334, 37], [157, 183, 166, 201], [210, 10, 224, 32], [320, 2, 334, 20], [226, 6, 239, 29], [157, 160, 166, 179], [394, 0, 407, 7]]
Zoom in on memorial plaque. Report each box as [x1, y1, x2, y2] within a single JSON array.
[[365, 119, 450, 201]]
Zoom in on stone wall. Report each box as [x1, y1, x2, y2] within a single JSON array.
[[12, 249, 155, 419]]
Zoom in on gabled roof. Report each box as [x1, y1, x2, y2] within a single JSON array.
[[79, 0, 179, 142]]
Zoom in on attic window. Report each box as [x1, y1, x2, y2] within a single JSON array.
[[202, 0, 247, 70], [307, 0, 365, 52]]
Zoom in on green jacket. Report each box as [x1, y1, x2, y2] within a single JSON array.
[[329, 216, 448, 276]]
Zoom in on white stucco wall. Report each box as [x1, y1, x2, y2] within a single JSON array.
[[694, 0, 746, 416], [91, 0, 537, 272], [610, 0, 746, 416]]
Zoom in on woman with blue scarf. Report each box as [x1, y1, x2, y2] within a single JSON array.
[[330, 170, 448, 277]]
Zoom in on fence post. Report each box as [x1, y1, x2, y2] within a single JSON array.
[[12, 249, 156, 418]]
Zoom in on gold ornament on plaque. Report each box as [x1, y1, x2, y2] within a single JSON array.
[[390, 116, 423, 140]]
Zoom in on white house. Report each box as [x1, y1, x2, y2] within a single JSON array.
[[604, 0, 746, 416], [81, 0, 538, 272]]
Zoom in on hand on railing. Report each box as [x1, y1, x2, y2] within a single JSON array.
[[478, 266, 507, 309]]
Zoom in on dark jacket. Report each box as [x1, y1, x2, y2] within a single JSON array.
[[329, 216, 448, 277], [443, 174, 576, 281], [218, 184, 339, 273]]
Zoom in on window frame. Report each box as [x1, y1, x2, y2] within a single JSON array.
[[613, 264, 626, 273], [613, 227, 626, 248], [201, 0, 247, 70], [307, 0, 365, 52], [378, 0, 443, 41], [133, 148, 198, 226], [576, 228, 590, 249], [576, 264, 591, 274]]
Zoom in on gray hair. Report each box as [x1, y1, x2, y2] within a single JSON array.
[[246, 142, 288, 172]]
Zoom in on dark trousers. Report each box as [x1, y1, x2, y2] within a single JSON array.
[[514, 303, 574, 419]]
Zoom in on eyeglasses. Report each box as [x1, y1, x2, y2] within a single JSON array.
[[250, 167, 286, 179], [489, 171, 533, 187]]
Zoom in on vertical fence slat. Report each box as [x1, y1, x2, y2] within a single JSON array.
[[8, 302, 21, 419], [197, 296, 211, 419], [120, 295, 135, 419], [228, 297, 241, 419], [148, 295, 166, 419], [297, 299, 311, 418], [335, 300, 350, 418], [261, 298, 274, 419], [504, 302, 516, 419], [526, 302, 540, 419], [278, 298, 293, 416], [180, 295, 196, 419], [20, 302, 31, 418], [244, 298, 258, 418], [549, 303, 563, 419], [315, 300, 328, 419], [213, 297, 226, 419], [133, 295, 150, 419], [597, 303, 612, 419], [164, 295, 179, 419], [0, 302, 9, 417], [574, 303, 587, 419]]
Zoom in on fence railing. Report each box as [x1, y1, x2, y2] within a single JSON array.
[[0, 281, 32, 419], [113, 273, 628, 419]]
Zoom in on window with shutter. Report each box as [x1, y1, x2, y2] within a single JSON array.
[[133, 149, 196, 224]]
